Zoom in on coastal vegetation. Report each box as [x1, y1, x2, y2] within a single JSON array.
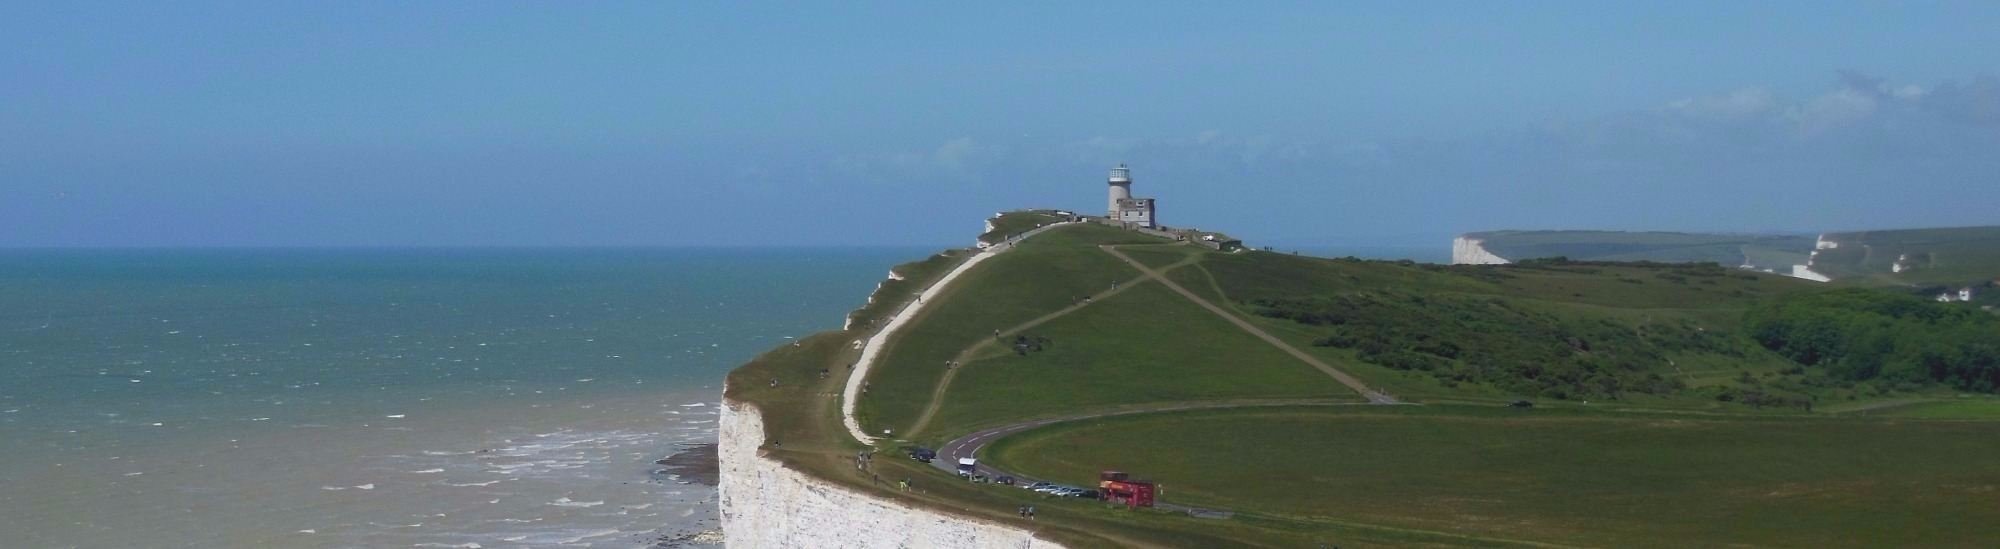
[[1745, 289, 2000, 392]]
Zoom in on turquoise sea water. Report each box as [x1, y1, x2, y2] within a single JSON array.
[[0, 248, 908, 547]]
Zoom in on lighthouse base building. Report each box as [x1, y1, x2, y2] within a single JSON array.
[[1112, 198, 1155, 227]]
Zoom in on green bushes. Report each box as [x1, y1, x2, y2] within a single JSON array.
[[1250, 291, 1708, 400], [1744, 289, 2000, 392]]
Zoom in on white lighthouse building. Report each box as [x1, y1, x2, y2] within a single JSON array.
[[1106, 164, 1156, 228]]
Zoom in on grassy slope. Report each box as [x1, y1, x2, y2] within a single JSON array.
[[925, 281, 1356, 438], [855, 223, 1163, 436], [1187, 251, 1816, 406], [987, 405, 2000, 548], [1115, 244, 1204, 270]]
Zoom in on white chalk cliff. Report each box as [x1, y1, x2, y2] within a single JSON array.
[[719, 399, 1063, 548], [1452, 236, 1511, 265], [1786, 234, 1836, 283]]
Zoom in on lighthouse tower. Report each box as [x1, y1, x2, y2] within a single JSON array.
[[1107, 163, 1132, 216]]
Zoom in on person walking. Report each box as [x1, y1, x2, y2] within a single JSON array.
[[1026, 506, 1035, 520]]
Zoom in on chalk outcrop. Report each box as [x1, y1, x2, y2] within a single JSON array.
[[1786, 234, 1837, 283], [718, 399, 1061, 548], [1452, 236, 1511, 265]]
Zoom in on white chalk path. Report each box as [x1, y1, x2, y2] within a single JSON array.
[[841, 221, 1074, 445]]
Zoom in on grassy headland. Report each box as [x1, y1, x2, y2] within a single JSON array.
[[728, 210, 2000, 547]]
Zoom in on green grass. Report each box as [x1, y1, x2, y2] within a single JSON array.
[[987, 405, 2000, 548], [925, 281, 1357, 437], [1178, 251, 1818, 406], [856, 223, 1166, 435], [1112, 243, 1203, 270]]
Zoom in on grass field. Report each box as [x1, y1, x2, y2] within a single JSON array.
[[925, 281, 1356, 438], [987, 405, 2000, 548], [855, 223, 1165, 436], [1180, 250, 1818, 406]]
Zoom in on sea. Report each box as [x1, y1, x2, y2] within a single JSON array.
[[0, 248, 910, 548]]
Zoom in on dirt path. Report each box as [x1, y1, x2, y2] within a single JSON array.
[[902, 250, 1201, 439], [1100, 246, 1398, 404]]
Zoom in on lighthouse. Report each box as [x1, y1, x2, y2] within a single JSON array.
[[1107, 164, 1132, 215], [1105, 164, 1156, 228]]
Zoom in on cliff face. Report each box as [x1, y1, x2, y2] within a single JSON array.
[[1452, 236, 1511, 265], [718, 399, 1062, 549]]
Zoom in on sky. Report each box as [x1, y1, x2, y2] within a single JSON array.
[[3, 2, 1998, 248]]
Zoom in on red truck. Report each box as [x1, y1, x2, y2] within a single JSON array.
[[1097, 470, 1156, 508]]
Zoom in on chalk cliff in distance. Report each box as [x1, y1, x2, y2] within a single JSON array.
[[1452, 236, 1511, 265]]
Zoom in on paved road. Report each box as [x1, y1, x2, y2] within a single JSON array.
[[1100, 246, 1399, 404]]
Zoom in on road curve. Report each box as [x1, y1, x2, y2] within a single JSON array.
[[841, 221, 1076, 445]]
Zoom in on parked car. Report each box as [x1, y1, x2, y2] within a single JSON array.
[[1508, 400, 1534, 408], [1078, 489, 1100, 499], [1023, 481, 1052, 491], [995, 476, 1016, 486], [908, 447, 937, 462]]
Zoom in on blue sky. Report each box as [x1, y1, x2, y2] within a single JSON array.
[[4, 2, 1997, 247]]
